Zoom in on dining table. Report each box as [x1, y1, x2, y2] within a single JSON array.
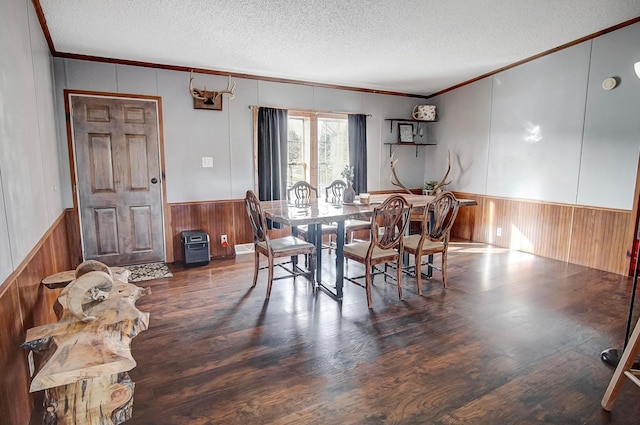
[[260, 193, 477, 301]]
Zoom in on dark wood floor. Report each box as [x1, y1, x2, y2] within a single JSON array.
[[122, 242, 640, 424]]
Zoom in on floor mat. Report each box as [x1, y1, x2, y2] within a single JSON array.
[[125, 262, 173, 282]]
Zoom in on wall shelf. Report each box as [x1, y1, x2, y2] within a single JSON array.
[[384, 118, 437, 132], [383, 142, 436, 157]]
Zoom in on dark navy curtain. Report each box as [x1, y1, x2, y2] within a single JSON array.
[[348, 114, 367, 194], [257, 107, 288, 201]]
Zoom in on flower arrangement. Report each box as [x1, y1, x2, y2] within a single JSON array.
[[341, 165, 354, 185]]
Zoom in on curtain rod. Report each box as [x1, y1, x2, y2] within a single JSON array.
[[248, 105, 371, 117]]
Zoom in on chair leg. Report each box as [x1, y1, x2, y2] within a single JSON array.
[[365, 262, 373, 309], [396, 258, 403, 301], [252, 250, 260, 287], [308, 251, 317, 290], [441, 250, 448, 288], [266, 256, 274, 299], [415, 253, 423, 295]]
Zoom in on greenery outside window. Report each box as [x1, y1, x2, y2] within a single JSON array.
[[287, 112, 349, 194]]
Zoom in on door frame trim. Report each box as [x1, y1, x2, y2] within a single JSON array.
[[64, 90, 173, 264]]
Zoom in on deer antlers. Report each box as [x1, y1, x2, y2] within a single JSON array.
[[189, 71, 236, 103], [390, 150, 452, 194], [432, 150, 452, 194], [389, 153, 412, 194]]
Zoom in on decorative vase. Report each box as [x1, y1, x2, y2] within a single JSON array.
[[343, 185, 356, 204]]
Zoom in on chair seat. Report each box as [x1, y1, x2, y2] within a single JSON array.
[[297, 223, 339, 236], [345, 219, 371, 231], [343, 241, 399, 261], [403, 234, 445, 253], [258, 236, 315, 255]]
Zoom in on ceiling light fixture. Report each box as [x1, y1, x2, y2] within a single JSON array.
[[635, 62, 640, 79]]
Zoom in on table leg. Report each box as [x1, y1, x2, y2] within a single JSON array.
[[291, 226, 299, 268], [314, 224, 323, 284], [335, 221, 345, 300], [314, 221, 344, 301]]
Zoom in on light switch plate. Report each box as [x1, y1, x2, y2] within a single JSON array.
[[202, 157, 213, 168]]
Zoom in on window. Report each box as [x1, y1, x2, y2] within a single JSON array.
[[287, 112, 349, 194]]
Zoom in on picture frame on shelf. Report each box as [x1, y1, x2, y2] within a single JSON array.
[[398, 123, 414, 143]]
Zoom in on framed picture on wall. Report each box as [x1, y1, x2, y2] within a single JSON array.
[[398, 123, 414, 143]]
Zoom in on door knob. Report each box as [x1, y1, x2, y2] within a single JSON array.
[[151, 178, 158, 184]]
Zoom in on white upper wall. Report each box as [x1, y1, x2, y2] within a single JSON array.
[[487, 41, 590, 204], [429, 21, 640, 210], [54, 61, 426, 204], [0, 0, 65, 284], [578, 23, 640, 209], [428, 79, 493, 195]]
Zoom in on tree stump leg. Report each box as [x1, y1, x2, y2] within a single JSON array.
[[43, 372, 135, 425]]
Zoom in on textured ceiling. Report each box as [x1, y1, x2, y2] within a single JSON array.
[[38, 0, 640, 96]]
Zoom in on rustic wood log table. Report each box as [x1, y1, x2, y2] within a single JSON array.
[[23, 262, 150, 425]]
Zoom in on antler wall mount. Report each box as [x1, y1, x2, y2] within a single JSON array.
[[189, 71, 236, 110], [389, 153, 413, 194], [390, 150, 453, 195]]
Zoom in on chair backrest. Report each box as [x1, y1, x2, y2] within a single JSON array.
[[287, 181, 318, 205], [245, 190, 268, 244], [370, 195, 412, 251], [325, 179, 347, 203], [423, 191, 460, 242]]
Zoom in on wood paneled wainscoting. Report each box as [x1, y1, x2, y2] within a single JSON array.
[[168, 200, 253, 263], [451, 192, 636, 276], [0, 210, 73, 425], [168, 193, 635, 276]]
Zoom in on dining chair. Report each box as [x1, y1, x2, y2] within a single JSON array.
[[343, 195, 412, 309], [244, 190, 316, 299], [402, 191, 460, 294], [286, 181, 318, 206], [288, 181, 338, 252], [325, 179, 372, 244]]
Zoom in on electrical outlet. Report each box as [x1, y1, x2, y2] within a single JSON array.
[[221, 234, 228, 244], [496, 227, 502, 237]]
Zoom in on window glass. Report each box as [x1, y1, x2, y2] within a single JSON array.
[[287, 112, 348, 196], [318, 118, 349, 192], [287, 116, 310, 188]]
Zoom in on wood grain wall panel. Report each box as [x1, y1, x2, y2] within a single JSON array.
[[451, 193, 484, 241], [170, 200, 241, 262], [233, 199, 254, 244], [170, 194, 634, 276], [451, 192, 634, 275], [0, 210, 73, 425], [65, 208, 83, 268], [494, 200, 572, 261], [569, 207, 634, 274], [0, 281, 32, 425]]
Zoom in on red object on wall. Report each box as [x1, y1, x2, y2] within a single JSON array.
[[629, 214, 640, 276], [631, 237, 639, 276]]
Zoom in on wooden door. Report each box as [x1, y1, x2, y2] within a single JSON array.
[[70, 95, 164, 266]]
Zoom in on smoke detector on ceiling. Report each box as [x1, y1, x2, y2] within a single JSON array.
[[602, 77, 617, 90]]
